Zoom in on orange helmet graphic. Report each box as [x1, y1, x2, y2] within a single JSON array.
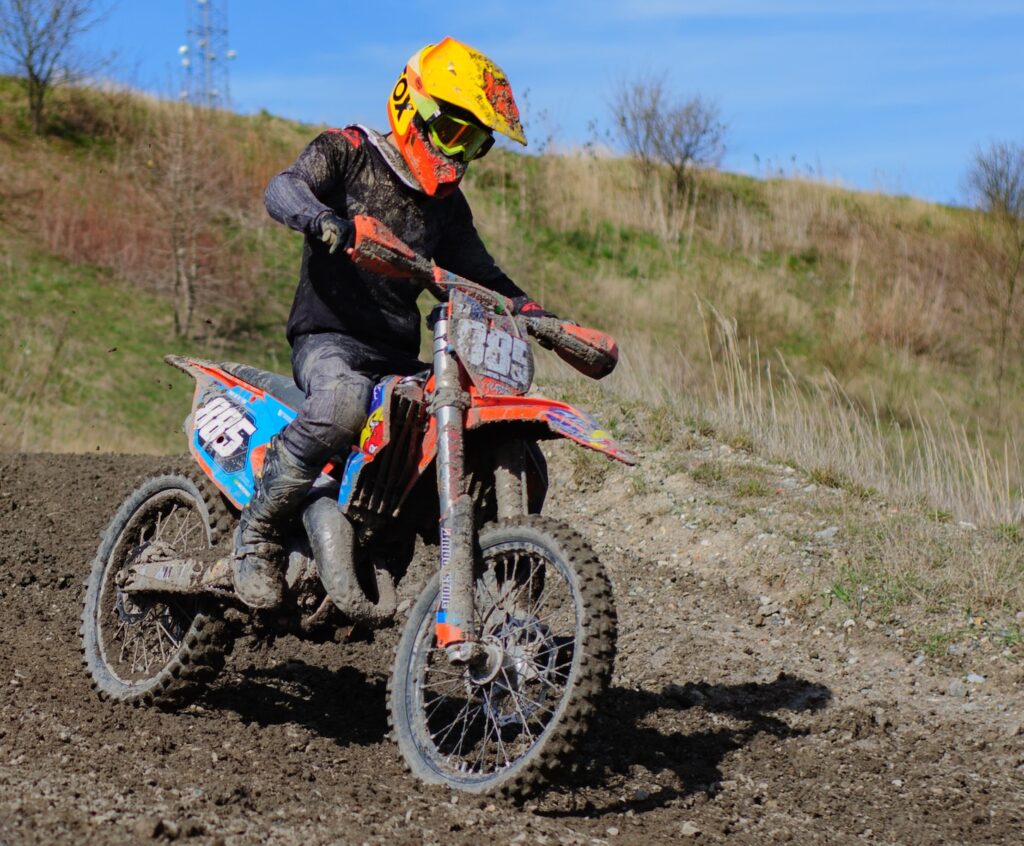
[[387, 37, 527, 196]]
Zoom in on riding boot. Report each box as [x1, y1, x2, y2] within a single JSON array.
[[231, 437, 321, 609]]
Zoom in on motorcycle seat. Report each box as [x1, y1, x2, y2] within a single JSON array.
[[217, 361, 306, 410]]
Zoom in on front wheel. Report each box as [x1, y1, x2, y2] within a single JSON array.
[[388, 516, 616, 799]]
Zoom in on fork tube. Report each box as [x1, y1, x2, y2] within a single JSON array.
[[431, 311, 478, 662]]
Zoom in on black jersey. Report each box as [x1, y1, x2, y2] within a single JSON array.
[[264, 125, 525, 355]]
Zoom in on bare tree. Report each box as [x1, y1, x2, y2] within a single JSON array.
[[610, 73, 727, 196], [965, 141, 1024, 415], [0, 0, 105, 133], [150, 104, 228, 338], [610, 74, 664, 181]]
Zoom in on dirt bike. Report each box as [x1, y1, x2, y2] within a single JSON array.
[[80, 215, 634, 798]]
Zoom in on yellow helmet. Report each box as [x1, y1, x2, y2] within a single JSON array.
[[387, 37, 526, 196]]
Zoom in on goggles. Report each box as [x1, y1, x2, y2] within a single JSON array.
[[426, 112, 495, 161]]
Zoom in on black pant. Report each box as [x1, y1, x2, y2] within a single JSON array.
[[279, 332, 426, 465]]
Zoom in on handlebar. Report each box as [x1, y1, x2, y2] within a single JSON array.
[[349, 215, 618, 379]]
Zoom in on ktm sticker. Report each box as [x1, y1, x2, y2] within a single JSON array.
[[195, 396, 256, 474], [390, 73, 414, 135]]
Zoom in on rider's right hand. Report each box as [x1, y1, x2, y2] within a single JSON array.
[[316, 212, 355, 255]]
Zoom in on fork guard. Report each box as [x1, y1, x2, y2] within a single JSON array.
[[413, 395, 635, 476], [464, 395, 636, 465]]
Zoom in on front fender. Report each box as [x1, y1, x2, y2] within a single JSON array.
[[465, 395, 636, 465], [402, 393, 634, 509]]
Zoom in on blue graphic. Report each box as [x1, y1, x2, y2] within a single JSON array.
[[190, 384, 296, 508]]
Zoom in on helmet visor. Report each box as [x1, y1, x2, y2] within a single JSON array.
[[427, 113, 495, 161]]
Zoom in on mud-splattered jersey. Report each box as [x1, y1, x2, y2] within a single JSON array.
[[264, 125, 526, 355]]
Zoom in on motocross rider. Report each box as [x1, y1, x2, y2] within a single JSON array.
[[232, 37, 556, 608]]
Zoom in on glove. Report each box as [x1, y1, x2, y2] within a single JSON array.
[[316, 212, 355, 255], [511, 295, 558, 320]]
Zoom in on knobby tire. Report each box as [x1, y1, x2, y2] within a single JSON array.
[[80, 470, 234, 710], [387, 515, 616, 800]]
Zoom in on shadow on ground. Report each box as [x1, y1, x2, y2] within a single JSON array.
[[544, 672, 832, 816], [200, 657, 830, 817], [202, 659, 389, 747]]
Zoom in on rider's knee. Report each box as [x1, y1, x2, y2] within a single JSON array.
[[315, 376, 372, 447]]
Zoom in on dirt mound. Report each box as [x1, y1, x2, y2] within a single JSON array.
[[1, 452, 1021, 845]]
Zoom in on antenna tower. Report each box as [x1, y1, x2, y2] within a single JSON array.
[[179, 0, 236, 107]]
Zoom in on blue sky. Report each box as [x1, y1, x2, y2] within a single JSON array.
[[81, 1, 1024, 204]]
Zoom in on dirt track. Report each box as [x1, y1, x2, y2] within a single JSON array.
[[1, 451, 1022, 845]]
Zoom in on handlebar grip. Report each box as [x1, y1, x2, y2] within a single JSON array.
[[350, 215, 434, 280], [526, 318, 619, 380]]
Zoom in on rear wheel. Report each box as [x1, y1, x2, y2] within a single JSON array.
[[80, 472, 233, 709], [388, 516, 616, 799]]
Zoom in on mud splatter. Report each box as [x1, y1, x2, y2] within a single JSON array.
[[481, 69, 520, 127]]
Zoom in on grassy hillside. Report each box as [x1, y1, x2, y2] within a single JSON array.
[[1, 78, 1021, 500], [1, 78, 1020, 486], [1, 78, 1022, 639], [0, 78, 308, 451], [0, 235, 289, 452], [464, 149, 1023, 518]]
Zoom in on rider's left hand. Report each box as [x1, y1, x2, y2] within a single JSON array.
[[512, 295, 559, 320]]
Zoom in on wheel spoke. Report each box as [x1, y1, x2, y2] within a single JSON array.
[[399, 527, 611, 789], [97, 489, 208, 685], [430, 697, 474, 749], [419, 677, 465, 694], [474, 706, 496, 771], [479, 685, 512, 769], [499, 666, 536, 743], [452, 702, 481, 759]]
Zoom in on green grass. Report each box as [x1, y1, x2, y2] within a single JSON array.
[[630, 472, 655, 496], [568, 447, 612, 491], [735, 478, 770, 497], [691, 460, 725, 484], [997, 523, 1024, 544], [3, 81, 1024, 639], [2, 81, 1023, 531], [914, 629, 961, 658], [809, 465, 847, 488], [685, 416, 717, 438], [0, 237, 292, 453]]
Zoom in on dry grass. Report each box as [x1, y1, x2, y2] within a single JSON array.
[[518, 155, 1024, 607], [3, 88, 1022, 529], [850, 516, 1024, 616], [1, 83, 309, 329], [696, 308, 1022, 525], [468, 144, 1024, 527], [2, 82, 1021, 618]]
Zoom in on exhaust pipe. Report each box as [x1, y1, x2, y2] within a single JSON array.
[[301, 495, 397, 626]]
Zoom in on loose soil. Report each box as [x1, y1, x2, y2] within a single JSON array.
[[1, 449, 1021, 845]]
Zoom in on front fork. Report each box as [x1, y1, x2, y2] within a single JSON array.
[[430, 308, 479, 664]]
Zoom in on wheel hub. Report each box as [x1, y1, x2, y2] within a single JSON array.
[[473, 617, 558, 728], [468, 638, 506, 686]]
